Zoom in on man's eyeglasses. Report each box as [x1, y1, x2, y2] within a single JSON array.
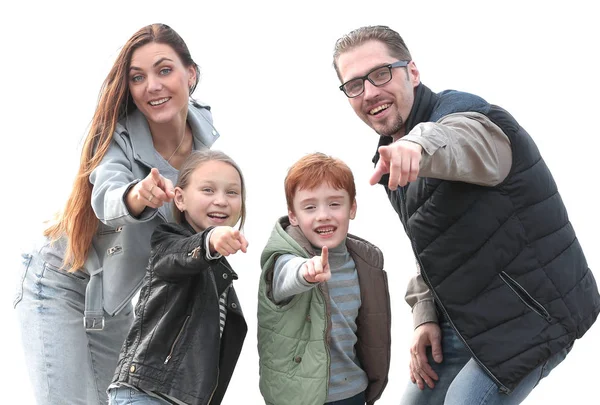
[[339, 60, 410, 98]]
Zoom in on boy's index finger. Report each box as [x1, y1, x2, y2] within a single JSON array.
[[321, 246, 329, 266]]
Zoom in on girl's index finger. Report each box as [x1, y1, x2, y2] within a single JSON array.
[[239, 233, 249, 253]]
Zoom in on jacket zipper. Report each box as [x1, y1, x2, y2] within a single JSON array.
[[375, 271, 392, 402], [205, 269, 222, 405], [189, 246, 202, 259], [206, 368, 220, 405], [499, 271, 552, 322], [98, 226, 123, 235], [398, 187, 511, 394], [164, 315, 190, 364], [318, 283, 331, 400]]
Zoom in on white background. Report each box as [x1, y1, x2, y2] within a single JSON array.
[[2, 0, 598, 403]]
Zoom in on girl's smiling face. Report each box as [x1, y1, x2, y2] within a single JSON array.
[[174, 160, 243, 233]]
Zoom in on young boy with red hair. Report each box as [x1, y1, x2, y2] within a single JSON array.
[[257, 152, 392, 405]]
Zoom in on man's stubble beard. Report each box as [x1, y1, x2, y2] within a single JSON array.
[[374, 111, 404, 139]]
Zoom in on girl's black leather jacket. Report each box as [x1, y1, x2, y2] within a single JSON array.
[[112, 222, 247, 405]]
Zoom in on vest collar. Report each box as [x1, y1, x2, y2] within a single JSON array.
[[372, 83, 438, 185]]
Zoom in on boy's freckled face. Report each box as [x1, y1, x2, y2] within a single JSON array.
[[288, 183, 357, 250]]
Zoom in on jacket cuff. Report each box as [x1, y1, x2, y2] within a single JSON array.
[[204, 228, 222, 260], [412, 299, 438, 329]]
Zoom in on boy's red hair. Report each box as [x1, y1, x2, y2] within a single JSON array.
[[285, 153, 356, 212]]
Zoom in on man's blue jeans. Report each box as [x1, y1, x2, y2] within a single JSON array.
[[400, 318, 571, 405]]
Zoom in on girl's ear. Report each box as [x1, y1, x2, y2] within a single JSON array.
[[173, 187, 185, 212]]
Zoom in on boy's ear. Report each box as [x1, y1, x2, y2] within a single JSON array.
[[173, 187, 185, 212], [288, 209, 299, 226], [350, 199, 357, 220]]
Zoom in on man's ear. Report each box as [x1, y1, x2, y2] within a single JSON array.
[[408, 60, 421, 87], [173, 187, 185, 212], [349, 199, 357, 220], [288, 209, 299, 226]]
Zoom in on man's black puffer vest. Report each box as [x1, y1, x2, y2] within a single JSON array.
[[375, 84, 600, 393]]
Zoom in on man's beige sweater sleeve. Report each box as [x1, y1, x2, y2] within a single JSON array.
[[401, 112, 512, 328]]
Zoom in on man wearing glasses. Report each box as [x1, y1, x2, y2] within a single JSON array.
[[333, 25, 599, 404]]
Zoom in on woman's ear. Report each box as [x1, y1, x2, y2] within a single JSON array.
[[187, 66, 197, 91], [173, 187, 185, 212]]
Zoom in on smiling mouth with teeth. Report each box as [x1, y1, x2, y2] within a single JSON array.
[[149, 97, 170, 106], [315, 227, 335, 235], [208, 213, 228, 219], [369, 104, 390, 115]]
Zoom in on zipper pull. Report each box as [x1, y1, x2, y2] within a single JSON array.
[[164, 355, 172, 365], [188, 246, 202, 259]]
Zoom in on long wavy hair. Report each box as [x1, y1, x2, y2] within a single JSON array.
[[44, 23, 200, 271]]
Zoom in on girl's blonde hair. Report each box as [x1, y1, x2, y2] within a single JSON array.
[[173, 150, 247, 230]]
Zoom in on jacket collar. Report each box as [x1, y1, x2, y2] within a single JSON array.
[[280, 216, 317, 256], [116, 102, 220, 168]]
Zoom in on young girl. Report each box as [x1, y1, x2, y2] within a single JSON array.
[[108, 150, 248, 405]]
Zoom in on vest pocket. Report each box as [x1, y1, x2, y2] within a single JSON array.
[[13, 253, 33, 308], [499, 271, 552, 322]]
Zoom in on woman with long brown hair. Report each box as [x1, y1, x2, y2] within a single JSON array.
[[13, 23, 220, 405]]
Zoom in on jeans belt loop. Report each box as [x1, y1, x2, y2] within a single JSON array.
[[83, 248, 104, 331]]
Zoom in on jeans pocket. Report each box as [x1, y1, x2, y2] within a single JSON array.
[[13, 253, 33, 308], [44, 261, 88, 282], [534, 345, 571, 388]]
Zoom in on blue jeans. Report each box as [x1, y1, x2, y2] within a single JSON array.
[[14, 242, 133, 405], [108, 386, 171, 404], [400, 318, 571, 405], [325, 391, 366, 405]]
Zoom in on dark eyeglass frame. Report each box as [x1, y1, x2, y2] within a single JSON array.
[[339, 60, 410, 98]]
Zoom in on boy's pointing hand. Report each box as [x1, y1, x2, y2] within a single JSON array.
[[303, 246, 331, 283]]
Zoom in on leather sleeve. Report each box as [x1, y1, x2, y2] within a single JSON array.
[[149, 223, 214, 281]]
